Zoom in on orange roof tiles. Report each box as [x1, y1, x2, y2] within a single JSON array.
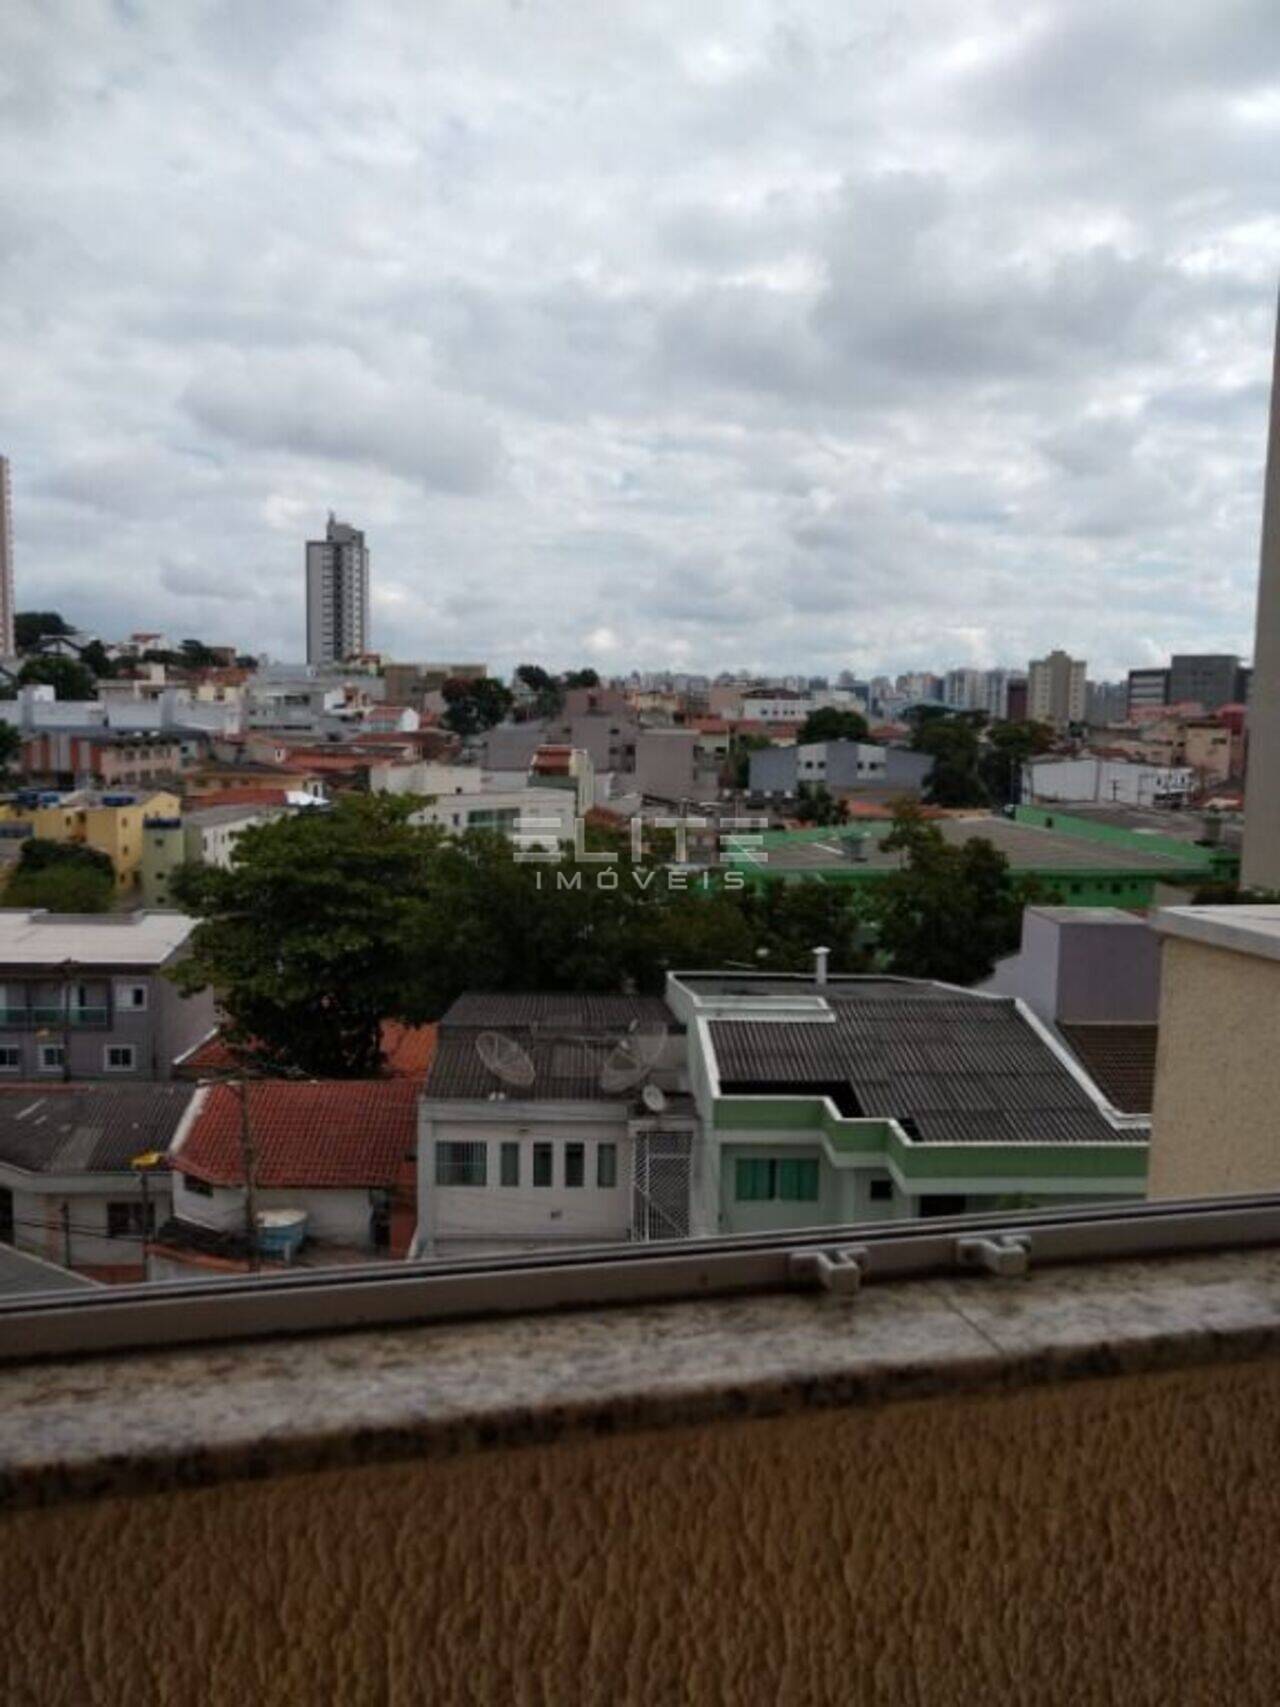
[[179, 1022, 437, 1081], [176, 1078, 419, 1190]]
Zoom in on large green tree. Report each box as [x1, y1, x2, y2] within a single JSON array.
[[14, 612, 73, 653], [441, 676, 515, 736], [6, 840, 115, 913], [910, 711, 989, 808], [797, 707, 869, 745], [170, 796, 444, 1076], [874, 806, 1029, 984], [18, 655, 97, 700], [980, 720, 1055, 805]]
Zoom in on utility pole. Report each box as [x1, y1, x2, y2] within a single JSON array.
[[236, 1077, 260, 1272]]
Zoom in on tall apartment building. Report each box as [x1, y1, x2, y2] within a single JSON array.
[[1168, 654, 1244, 712], [1027, 650, 1087, 730], [305, 513, 369, 665], [0, 456, 16, 658], [943, 668, 985, 711], [1127, 667, 1170, 721]]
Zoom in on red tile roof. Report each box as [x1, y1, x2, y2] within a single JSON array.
[[175, 1078, 419, 1189], [184, 787, 292, 809], [179, 1022, 437, 1081]]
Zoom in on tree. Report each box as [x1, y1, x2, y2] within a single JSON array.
[[910, 713, 989, 808], [78, 640, 115, 680], [794, 783, 847, 826], [14, 612, 73, 653], [515, 664, 564, 720], [874, 806, 1029, 984], [17, 655, 97, 701], [180, 638, 221, 668], [562, 668, 600, 690], [798, 707, 869, 745], [169, 796, 445, 1077], [736, 879, 874, 974], [6, 840, 115, 913], [442, 676, 515, 736], [728, 732, 771, 789], [0, 723, 20, 783], [980, 720, 1055, 806]]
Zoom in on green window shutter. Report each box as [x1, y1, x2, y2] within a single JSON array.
[[779, 1158, 820, 1202], [735, 1158, 776, 1202]]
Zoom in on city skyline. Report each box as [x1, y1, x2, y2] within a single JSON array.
[[1, 2, 1277, 676]]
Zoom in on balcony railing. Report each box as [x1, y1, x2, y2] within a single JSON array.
[[0, 1005, 112, 1031]]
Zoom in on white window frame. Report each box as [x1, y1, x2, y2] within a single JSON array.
[[0, 1046, 21, 1073], [116, 983, 149, 1012], [103, 1044, 137, 1073], [38, 1043, 65, 1073]]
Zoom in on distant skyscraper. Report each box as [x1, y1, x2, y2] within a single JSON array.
[[1243, 293, 1280, 890], [305, 513, 369, 666], [1028, 650, 1087, 729], [0, 457, 16, 657]]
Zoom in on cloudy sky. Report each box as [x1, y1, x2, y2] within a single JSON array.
[[2, 0, 1278, 680]]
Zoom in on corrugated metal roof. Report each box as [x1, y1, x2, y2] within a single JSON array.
[[0, 1085, 195, 1174], [711, 993, 1125, 1144], [440, 992, 672, 1031], [1058, 1024, 1158, 1115]]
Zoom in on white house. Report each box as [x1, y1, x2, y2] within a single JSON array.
[[1022, 755, 1195, 808]]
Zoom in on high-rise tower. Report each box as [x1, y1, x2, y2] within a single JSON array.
[[0, 458, 16, 658], [305, 512, 369, 665], [1242, 293, 1280, 889]]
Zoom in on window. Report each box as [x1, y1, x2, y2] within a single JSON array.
[[735, 1158, 775, 1202], [104, 1045, 136, 1072], [118, 983, 148, 1010], [533, 1142, 553, 1187], [869, 1177, 894, 1203], [565, 1143, 585, 1188], [500, 1142, 519, 1187], [435, 1141, 487, 1187], [38, 1044, 64, 1073], [0, 1047, 19, 1072], [183, 1175, 214, 1198], [735, 1157, 819, 1203], [597, 1143, 617, 1189], [107, 1202, 154, 1239]]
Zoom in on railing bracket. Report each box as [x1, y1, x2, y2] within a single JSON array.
[[956, 1233, 1031, 1278], [789, 1245, 869, 1295]]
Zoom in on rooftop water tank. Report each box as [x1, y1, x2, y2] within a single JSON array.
[[254, 1208, 308, 1262]]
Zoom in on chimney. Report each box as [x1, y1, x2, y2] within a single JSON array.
[[813, 945, 829, 986]]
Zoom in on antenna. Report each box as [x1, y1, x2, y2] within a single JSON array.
[[475, 1032, 537, 1088], [641, 1082, 667, 1114], [599, 1038, 649, 1093]]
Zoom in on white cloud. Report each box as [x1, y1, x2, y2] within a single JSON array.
[[0, 0, 1276, 676]]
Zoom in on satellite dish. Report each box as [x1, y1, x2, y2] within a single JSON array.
[[476, 1032, 537, 1088], [628, 1022, 668, 1069], [599, 1039, 649, 1093], [641, 1082, 667, 1114]]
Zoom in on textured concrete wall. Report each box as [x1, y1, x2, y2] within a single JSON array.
[[1149, 935, 1280, 1196], [7, 1356, 1280, 1705]]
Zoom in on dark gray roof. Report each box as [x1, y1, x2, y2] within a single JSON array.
[[427, 991, 674, 1101], [710, 990, 1125, 1143], [441, 992, 672, 1031], [0, 1243, 97, 1298], [0, 1085, 194, 1175], [1058, 1024, 1158, 1115]]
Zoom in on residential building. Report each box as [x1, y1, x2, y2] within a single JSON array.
[[635, 728, 701, 802], [305, 513, 369, 666], [1085, 681, 1128, 726], [0, 455, 15, 658], [0, 911, 215, 1081], [1005, 676, 1029, 721], [140, 801, 292, 908], [1182, 718, 1236, 787], [737, 688, 814, 724], [0, 789, 181, 893], [1243, 304, 1280, 887], [749, 741, 932, 798], [1127, 667, 1170, 720], [0, 1083, 195, 1282], [1027, 650, 1087, 729], [943, 668, 985, 712], [417, 992, 691, 1257], [1168, 654, 1242, 714], [665, 971, 1147, 1235], [153, 1078, 420, 1277], [1147, 906, 1280, 1198], [19, 730, 186, 791], [409, 783, 577, 851], [981, 669, 1022, 721], [1021, 754, 1194, 808]]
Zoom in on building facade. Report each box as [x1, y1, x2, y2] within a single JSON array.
[[1168, 654, 1243, 713], [1028, 650, 1087, 729], [0, 455, 15, 658], [305, 513, 370, 665], [1127, 668, 1170, 721]]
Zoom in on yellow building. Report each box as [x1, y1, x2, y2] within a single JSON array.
[[0, 790, 182, 894]]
